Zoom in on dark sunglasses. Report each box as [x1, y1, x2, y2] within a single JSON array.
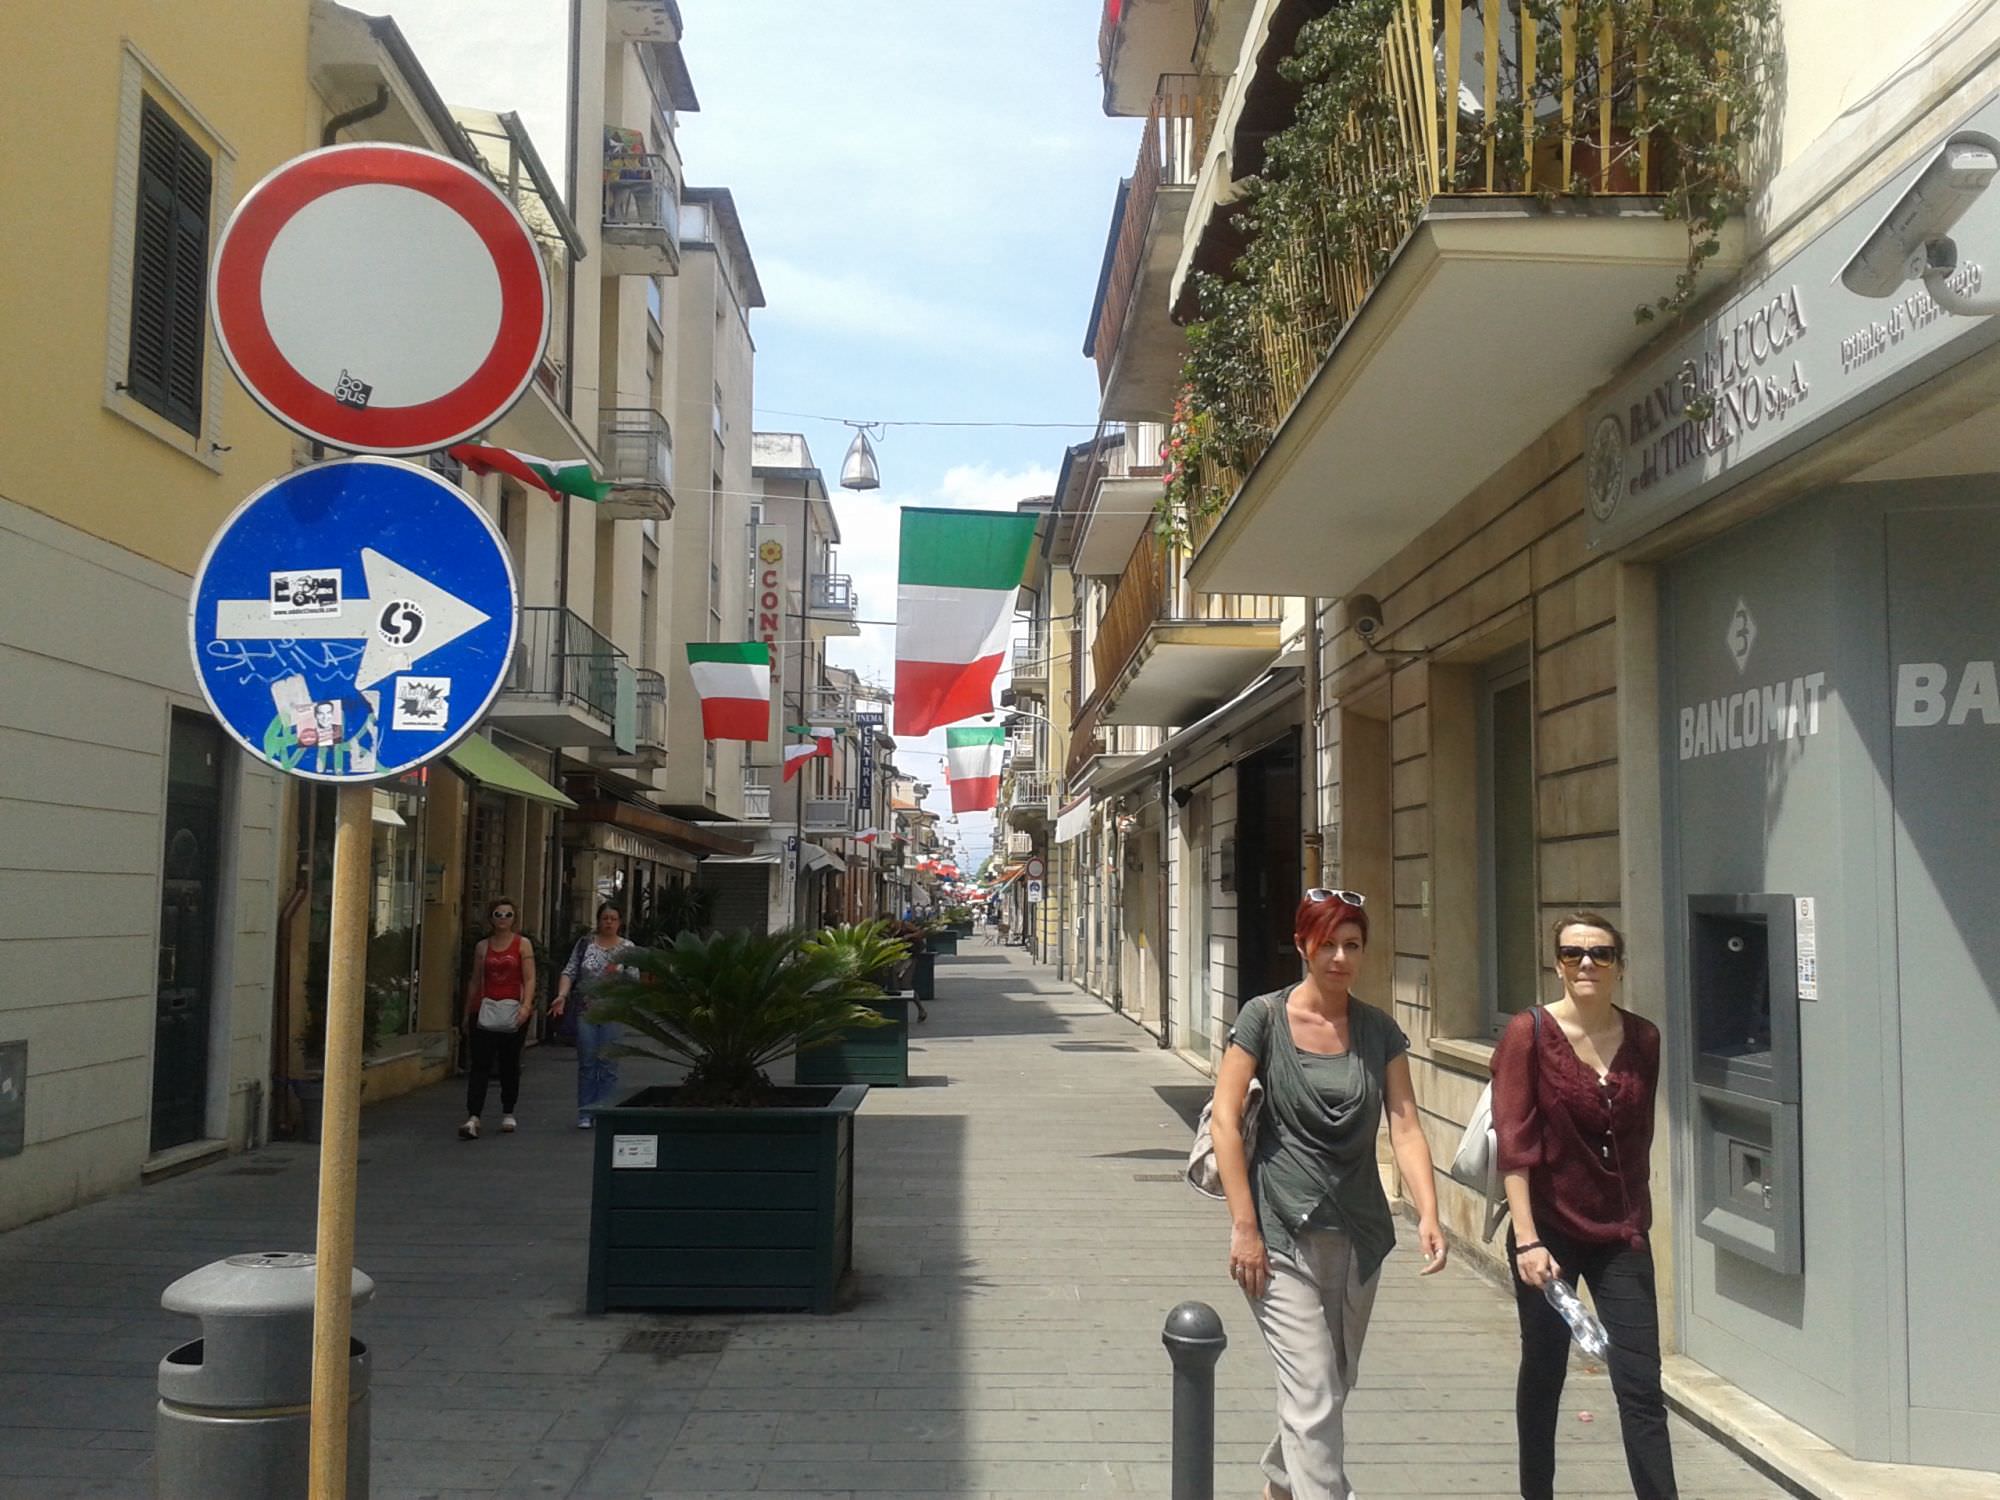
[[1305, 888, 1366, 907], [1556, 944, 1621, 966]]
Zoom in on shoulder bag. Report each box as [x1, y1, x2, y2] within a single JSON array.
[[1448, 1006, 1541, 1239], [1185, 996, 1269, 1200]]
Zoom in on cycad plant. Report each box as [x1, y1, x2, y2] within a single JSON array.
[[588, 926, 901, 1107], [804, 919, 914, 990]]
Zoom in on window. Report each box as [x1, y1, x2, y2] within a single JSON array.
[[127, 96, 212, 434], [713, 382, 724, 439], [1479, 648, 1538, 1029], [646, 276, 662, 327], [640, 538, 659, 671]]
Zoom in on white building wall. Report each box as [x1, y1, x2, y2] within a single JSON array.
[[0, 496, 280, 1231]]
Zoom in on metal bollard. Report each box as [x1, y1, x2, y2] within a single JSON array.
[[1162, 1300, 1227, 1500], [155, 1252, 373, 1499]]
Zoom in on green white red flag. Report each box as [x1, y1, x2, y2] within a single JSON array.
[[945, 725, 1005, 813], [685, 642, 771, 740], [782, 726, 835, 782], [447, 445, 612, 502], [894, 507, 1040, 735]]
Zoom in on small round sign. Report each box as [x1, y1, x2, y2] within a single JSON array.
[[209, 144, 550, 455], [188, 457, 519, 783]]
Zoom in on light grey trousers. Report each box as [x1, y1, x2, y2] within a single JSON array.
[[1243, 1227, 1382, 1500]]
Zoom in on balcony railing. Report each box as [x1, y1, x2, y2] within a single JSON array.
[[1091, 530, 1284, 696], [802, 797, 853, 834], [743, 767, 773, 821], [601, 150, 680, 275], [598, 408, 674, 519], [1011, 639, 1048, 683], [1093, 76, 1219, 392], [811, 573, 856, 616], [1007, 729, 1038, 767], [805, 685, 854, 725], [633, 669, 666, 750], [1009, 770, 1053, 812], [505, 607, 626, 723]]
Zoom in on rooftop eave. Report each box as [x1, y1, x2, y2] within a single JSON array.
[[1188, 202, 1745, 597]]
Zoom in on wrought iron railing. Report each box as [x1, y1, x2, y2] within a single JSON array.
[[1009, 769, 1053, 812], [603, 152, 681, 247], [505, 607, 625, 723], [600, 408, 674, 494]]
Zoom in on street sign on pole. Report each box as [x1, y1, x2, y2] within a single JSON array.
[[1027, 879, 1044, 904], [210, 143, 550, 454], [189, 457, 519, 783], [1026, 857, 1045, 880]]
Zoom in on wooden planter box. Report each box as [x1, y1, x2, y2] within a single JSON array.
[[928, 930, 959, 956], [796, 997, 909, 1088], [587, 1083, 866, 1315]]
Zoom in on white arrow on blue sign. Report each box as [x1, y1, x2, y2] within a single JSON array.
[[189, 457, 518, 782]]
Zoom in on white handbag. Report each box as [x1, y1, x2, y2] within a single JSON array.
[[476, 997, 522, 1032], [1186, 1076, 1262, 1199], [1449, 1007, 1539, 1239]]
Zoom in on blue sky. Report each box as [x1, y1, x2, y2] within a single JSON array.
[[384, 0, 1134, 870]]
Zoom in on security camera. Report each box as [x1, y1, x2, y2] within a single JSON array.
[[1346, 593, 1385, 640], [1841, 132, 2000, 298]]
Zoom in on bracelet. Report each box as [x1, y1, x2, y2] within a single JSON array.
[[1516, 1240, 1545, 1254]]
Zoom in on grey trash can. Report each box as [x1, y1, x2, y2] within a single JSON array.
[[155, 1251, 373, 1500]]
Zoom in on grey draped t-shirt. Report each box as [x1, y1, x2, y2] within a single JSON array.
[[1229, 989, 1410, 1281]]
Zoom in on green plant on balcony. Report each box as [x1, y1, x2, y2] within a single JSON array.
[[1158, 0, 1777, 537]]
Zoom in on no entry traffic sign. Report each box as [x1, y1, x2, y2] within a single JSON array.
[[189, 457, 518, 781], [209, 144, 549, 454]]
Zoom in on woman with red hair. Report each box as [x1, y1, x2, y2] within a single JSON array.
[[1208, 889, 1447, 1500]]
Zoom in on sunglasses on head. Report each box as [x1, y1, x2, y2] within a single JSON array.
[[1556, 944, 1620, 966], [1306, 888, 1366, 907]]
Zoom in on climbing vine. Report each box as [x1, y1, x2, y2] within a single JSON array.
[[1157, 0, 1779, 538]]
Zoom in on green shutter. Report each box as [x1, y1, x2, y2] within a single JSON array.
[[127, 97, 210, 435]]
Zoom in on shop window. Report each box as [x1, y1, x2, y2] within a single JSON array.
[[1479, 648, 1539, 1031], [127, 96, 211, 434]]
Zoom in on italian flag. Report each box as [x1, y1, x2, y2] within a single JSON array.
[[447, 445, 612, 502], [782, 726, 836, 782], [894, 507, 1040, 735], [685, 642, 770, 740], [945, 725, 1005, 813], [856, 828, 880, 845]]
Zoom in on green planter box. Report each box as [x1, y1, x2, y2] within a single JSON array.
[[949, 920, 974, 937], [913, 950, 935, 1004], [928, 931, 959, 956], [587, 1083, 866, 1315], [796, 997, 909, 1088]]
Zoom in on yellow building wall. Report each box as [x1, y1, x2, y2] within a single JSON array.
[[0, 0, 309, 569]]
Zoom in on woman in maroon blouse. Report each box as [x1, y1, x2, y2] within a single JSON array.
[[1491, 911, 1675, 1500]]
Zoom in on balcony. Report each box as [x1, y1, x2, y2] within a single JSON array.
[[597, 408, 675, 521], [601, 149, 681, 278], [1007, 729, 1038, 768], [1093, 531, 1281, 727], [808, 572, 860, 637], [1087, 79, 1217, 422], [804, 684, 855, 726], [491, 607, 631, 748], [802, 797, 854, 835], [1098, 0, 1201, 115], [1004, 770, 1054, 830], [1009, 639, 1049, 696], [597, 668, 667, 770], [1074, 461, 1167, 577], [1182, 0, 1743, 595], [742, 767, 773, 821]]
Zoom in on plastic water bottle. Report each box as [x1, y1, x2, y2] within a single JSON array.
[[1544, 1278, 1611, 1358]]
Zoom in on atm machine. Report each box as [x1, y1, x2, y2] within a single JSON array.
[[1687, 894, 1805, 1274]]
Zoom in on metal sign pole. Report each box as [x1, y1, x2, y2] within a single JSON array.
[[308, 782, 371, 1498]]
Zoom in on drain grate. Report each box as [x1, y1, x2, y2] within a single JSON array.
[[1132, 1172, 1184, 1182], [620, 1328, 732, 1357], [225, 1166, 289, 1176]]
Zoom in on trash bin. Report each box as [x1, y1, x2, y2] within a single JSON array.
[[155, 1251, 373, 1500]]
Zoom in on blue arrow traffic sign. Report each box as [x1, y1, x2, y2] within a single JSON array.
[[189, 457, 519, 782]]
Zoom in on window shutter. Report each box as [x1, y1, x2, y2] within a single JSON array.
[[127, 97, 211, 435]]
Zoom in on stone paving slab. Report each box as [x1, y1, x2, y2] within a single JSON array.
[[0, 947, 1793, 1498]]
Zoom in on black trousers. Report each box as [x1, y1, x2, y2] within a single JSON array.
[[465, 1023, 526, 1116], [1508, 1226, 1677, 1500]]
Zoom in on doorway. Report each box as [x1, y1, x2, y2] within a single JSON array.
[[1183, 789, 1214, 1058], [152, 712, 225, 1154], [1235, 732, 1302, 1005]]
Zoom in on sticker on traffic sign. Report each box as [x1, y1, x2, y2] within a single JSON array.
[[189, 457, 518, 782], [209, 144, 550, 455]]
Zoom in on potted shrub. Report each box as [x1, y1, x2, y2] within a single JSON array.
[[795, 922, 916, 1088], [582, 928, 894, 1314], [884, 919, 935, 1014]]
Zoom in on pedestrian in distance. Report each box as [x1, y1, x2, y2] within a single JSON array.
[[459, 898, 536, 1140], [1208, 889, 1448, 1500], [996, 904, 1011, 947], [552, 901, 635, 1129], [1494, 912, 1676, 1500]]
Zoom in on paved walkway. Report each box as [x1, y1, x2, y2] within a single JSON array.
[[0, 947, 1792, 1498]]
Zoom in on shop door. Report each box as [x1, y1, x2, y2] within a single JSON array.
[[152, 713, 224, 1153], [1235, 734, 1302, 1004], [1887, 503, 2000, 1468], [1189, 794, 1214, 1058]]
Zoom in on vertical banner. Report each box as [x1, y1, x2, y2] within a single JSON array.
[[855, 711, 882, 826]]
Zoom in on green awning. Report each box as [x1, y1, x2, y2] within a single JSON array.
[[446, 736, 576, 809]]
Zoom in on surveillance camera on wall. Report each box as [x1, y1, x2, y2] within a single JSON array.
[[1345, 593, 1385, 640], [1841, 132, 2000, 299]]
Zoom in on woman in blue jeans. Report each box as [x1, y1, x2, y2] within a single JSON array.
[[551, 902, 634, 1127]]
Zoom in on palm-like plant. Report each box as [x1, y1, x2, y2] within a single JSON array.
[[588, 927, 896, 1107], [803, 919, 914, 988]]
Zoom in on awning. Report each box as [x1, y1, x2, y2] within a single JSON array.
[[801, 843, 847, 874], [447, 735, 576, 809], [1054, 796, 1093, 845], [570, 800, 754, 858]]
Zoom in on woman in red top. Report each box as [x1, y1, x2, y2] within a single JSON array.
[[459, 898, 537, 1141], [1491, 911, 1675, 1500]]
